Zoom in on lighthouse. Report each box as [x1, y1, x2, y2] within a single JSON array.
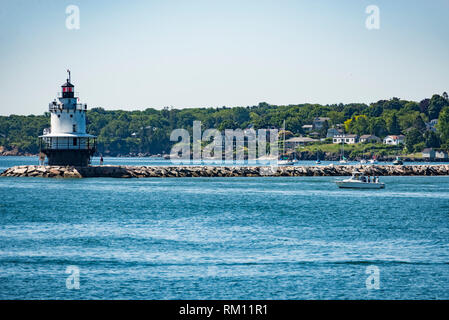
[[39, 71, 96, 166]]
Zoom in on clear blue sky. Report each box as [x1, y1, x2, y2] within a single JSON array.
[[0, 0, 448, 115]]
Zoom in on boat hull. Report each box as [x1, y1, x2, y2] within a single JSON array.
[[278, 160, 294, 165], [336, 181, 385, 189]]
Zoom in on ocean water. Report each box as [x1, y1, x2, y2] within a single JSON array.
[[0, 157, 448, 299]]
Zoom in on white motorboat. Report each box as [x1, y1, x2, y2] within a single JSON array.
[[369, 159, 378, 164], [278, 159, 295, 166], [392, 156, 403, 165], [360, 159, 367, 164], [336, 171, 385, 189], [339, 158, 348, 164]]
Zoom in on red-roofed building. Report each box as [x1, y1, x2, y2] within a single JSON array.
[[383, 135, 405, 145]]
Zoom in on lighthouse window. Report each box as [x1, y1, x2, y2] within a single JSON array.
[[73, 138, 77, 146], [58, 115, 60, 118], [70, 114, 73, 118], [73, 124, 77, 132]]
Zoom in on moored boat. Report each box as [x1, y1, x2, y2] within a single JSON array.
[[393, 156, 403, 165], [278, 158, 295, 166], [339, 140, 348, 164]]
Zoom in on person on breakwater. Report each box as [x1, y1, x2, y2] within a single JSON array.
[[39, 152, 46, 166], [100, 156, 104, 166]]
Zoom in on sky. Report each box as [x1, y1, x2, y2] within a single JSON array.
[[0, 0, 448, 115]]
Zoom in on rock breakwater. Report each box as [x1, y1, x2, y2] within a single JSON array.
[[1, 164, 449, 178]]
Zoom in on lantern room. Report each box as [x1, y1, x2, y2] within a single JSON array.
[[61, 69, 75, 98], [62, 81, 75, 98]]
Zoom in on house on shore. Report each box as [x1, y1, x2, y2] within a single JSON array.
[[383, 135, 405, 145], [436, 150, 449, 160], [359, 134, 381, 143], [422, 148, 436, 160], [332, 134, 359, 144]]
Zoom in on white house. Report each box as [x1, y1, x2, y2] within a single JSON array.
[[383, 135, 405, 145], [422, 148, 436, 159], [435, 150, 448, 159], [333, 134, 359, 144], [359, 134, 381, 143]]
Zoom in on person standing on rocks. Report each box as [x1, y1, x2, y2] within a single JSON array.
[[39, 152, 46, 166]]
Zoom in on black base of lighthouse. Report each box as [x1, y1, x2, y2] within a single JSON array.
[[42, 149, 94, 167]]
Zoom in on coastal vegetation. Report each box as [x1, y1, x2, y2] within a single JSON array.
[[1, 93, 448, 157], [298, 142, 403, 159]]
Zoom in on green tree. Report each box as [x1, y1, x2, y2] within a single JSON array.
[[319, 120, 329, 138], [424, 131, 441, 148], [419, 98, 430, 115], [285, 117, 303, 134], [428, 94, 449, 120], [387, 114, 401, 135], [437, 107, 449, 147], [405, 128, 422, 153], [369, 118, 387, 137], [412, 114, 426, 132], [351, 115, 369, 135]]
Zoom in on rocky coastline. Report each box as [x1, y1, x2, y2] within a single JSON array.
[[0, 147, 34, 157], [1, 164, 449, 178]]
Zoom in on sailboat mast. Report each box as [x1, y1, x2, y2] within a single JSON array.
[[283, 120, 286, 155], [341, 138, 344, 160]]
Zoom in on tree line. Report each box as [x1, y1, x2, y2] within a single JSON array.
[[1, 93, 448, 156]]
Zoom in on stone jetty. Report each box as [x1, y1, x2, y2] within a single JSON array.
[[1, 164, 449, 178]]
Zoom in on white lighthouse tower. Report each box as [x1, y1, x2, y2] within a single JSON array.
[[39, 70, 96, 166]]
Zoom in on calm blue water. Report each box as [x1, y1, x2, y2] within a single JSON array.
[[0, 157, 448, 299]]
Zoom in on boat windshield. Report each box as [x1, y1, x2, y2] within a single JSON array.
[[351, 172, 364, 180]]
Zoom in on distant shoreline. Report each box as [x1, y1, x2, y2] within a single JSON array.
[[1, 153, 448, 163]]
